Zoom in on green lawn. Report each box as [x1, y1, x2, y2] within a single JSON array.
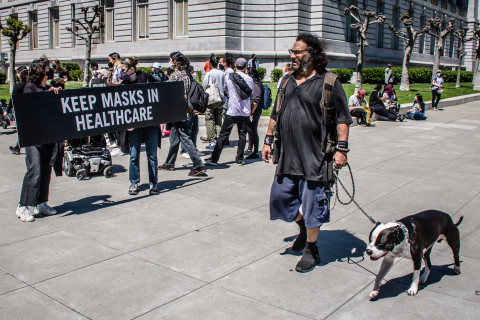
[[262, 81, 476, 116]]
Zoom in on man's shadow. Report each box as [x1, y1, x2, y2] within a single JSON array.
[[280, 229, 367, 264], [55, 177, 212, 217], [369, 263, 462, 301]]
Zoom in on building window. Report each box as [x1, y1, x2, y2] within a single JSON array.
[[174, 0, 188, 38], [419, 15, 426, 54], [345, 0, 358, 43], [29, 12, 38, 50], [105, 0, 115, 42], [50, 8, 60, 48], [71, 4, 76, 47], [392, 6, 400, 50], [376, 1, 384, 48], [137, 0, 149, 39], [449, 33, 454, 58], [430, 35, 435, 55]]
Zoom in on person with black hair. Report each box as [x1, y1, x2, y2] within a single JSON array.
[[50, 59, 68, 89], [15, 59, 62, 222], [159, 52, 206, 176], [205, 57, 254, 166], [179, 66, 200, 159], [245, 67, 263, 158], [201, 55, 225, 149], [6, 66, 28, 155], [406, 94, 427, 120], [262, 33, 352, 272]]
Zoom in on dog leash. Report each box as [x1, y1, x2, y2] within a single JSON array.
[[331, 163, 378, 225]]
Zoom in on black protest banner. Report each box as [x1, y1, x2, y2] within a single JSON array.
[[13, 82, 187, 147]]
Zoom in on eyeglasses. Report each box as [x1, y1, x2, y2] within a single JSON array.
[[288, 49, 308, 56]]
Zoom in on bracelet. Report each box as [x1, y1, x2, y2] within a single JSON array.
[[264, 135, 274, 146], [335, 146, 350, 153], [337, 140, 348, 149]]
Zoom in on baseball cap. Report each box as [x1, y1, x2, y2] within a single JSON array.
[[235, 57, 247, 69], [358, 89, 366, 99], [151, 62, 161, 69]]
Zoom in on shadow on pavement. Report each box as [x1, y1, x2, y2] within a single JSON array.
[[369, 263, 460, 301], [280, 230, 367, 264]]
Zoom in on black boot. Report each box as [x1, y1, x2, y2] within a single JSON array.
[[295, 241, 321, 273], [291, 217, 307, 252]]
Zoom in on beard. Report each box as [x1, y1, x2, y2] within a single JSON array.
[[291, 52, 313, 74]]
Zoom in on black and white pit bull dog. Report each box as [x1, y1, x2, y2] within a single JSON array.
[[366, 210, 463, 299]]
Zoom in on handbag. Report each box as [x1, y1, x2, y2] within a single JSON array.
[[205, 73, 222, 105]]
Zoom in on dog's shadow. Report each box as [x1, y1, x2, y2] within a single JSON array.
[[370, 263, 461, 301], [280, 229, 367, 264]]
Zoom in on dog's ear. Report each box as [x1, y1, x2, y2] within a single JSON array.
[[390, 226, 405, 244]]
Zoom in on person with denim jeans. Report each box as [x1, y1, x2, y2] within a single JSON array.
[[180, 114, 199, 158], [128, 126, 160, 195]]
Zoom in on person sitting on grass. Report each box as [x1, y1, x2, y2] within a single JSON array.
[[406, 94, 427, 120]]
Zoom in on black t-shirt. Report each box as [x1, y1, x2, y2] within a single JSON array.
[[23, 82, 48, 94], [7, 81, 26, 113], [369, 90, 384, 108], [270, 72, 352, 181]]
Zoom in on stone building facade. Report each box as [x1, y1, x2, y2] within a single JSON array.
[[0, 0, 478, 77]]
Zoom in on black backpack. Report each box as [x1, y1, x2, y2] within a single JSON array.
[[188, 78, 209, 113]]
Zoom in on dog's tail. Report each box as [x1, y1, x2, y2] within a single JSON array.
[[455, 215, 464, 227]]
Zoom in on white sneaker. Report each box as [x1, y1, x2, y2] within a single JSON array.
[[16, 205, 34, 222], [110, 148, 124, 156], [180, 153, 190, 159], [34, 202, 57, 216], [109, 142, 118, 148]]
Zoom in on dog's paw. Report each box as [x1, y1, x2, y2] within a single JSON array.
[[407, 285, 418, 296], [453, 265, 461, 275], [369, 291, 379, 299]]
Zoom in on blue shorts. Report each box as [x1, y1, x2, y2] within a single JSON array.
[[270, 175, 330, 229]]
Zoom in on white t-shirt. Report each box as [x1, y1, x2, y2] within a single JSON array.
[[348, 95, 366, 108]]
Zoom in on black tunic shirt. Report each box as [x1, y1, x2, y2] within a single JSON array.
[[270, 72, 352, 181]]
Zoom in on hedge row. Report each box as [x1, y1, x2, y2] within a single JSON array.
[[0, 73, 6, 84], [361, 67, 474, 84]]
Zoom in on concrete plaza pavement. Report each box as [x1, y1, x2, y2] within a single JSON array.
[[0, 102, 479, 319]]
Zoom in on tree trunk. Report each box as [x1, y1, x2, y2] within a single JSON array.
[[432, 37, 444, 80], [355, 43, 364, 92], [9, 45, 16, 94], [474, 55, 479, 77], [82, 37, 92, 88], [456, 55, 462, 88], [400, 45, 412, 91]]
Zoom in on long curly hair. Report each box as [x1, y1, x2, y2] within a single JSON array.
[[296, 33, 328, 73], [28, 59, 49, 85], [171, 52, 190, 71]]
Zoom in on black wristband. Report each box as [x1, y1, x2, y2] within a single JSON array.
[[264, 135, 274, 146], [337, 141, 348, 149]]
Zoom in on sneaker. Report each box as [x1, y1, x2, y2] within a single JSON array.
[[245, 152, 259, 160], [16, 205, 34, 222], [128, 183, 139, 195], [295, 243, 321, 273], [200, 136, 209, 142], [110, 148, 124, 156], [197, 150, 206, 157], [235, 159, 245, 166], [365, 123, 375, 127], [158, 164, 174, 171], [398, 114, 406, 122], [180, 153, 190, 159], [34, 202, 57, 215], [188, 166, 206, 176], [149, 185, 159, 195], [206, 142, 216, 150], [9, 146, 20, 155], [205, 158, 217, 166]]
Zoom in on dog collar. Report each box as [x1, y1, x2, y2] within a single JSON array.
[[395, 222, 410, 258]]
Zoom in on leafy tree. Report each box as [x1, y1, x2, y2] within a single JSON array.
[[344, 5, 385, 91], [428, 17, 455, 80], [0, 18, 31, 93], [389, 13, 430, 91], [66, 5, 104, 87]]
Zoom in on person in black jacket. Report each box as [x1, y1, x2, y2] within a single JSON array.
[[245, 67, 263, 159], [6, 66, 28, 154], [16, 59, 62, 222]]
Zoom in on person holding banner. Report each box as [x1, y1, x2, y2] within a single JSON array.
[[159, 52, 206, 176], [16, 59, 62, 222]]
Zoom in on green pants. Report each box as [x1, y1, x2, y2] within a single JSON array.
[[205, 101, 224, 142]]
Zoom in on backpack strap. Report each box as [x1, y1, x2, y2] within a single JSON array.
[[275, 73, 292, 114], [320, 72, 338, 155]]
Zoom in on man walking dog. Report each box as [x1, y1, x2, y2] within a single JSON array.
[[262, 33, 352, 272]]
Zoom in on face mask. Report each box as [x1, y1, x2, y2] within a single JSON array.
[[46, 68, 54, 80], [107, 62, 113, 68], [437, 73, 441, 77]]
